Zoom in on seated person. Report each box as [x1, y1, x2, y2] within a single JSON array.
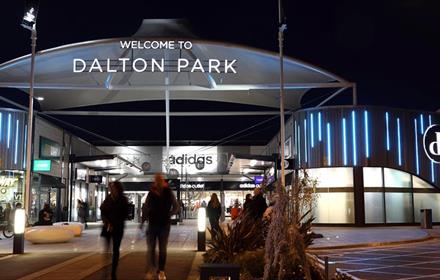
[[36, 203, 54, 226]]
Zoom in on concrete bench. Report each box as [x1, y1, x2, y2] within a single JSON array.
[[53, 222, 84, 237], [25, 226, 74, 244], [200, 263, 240, 280]]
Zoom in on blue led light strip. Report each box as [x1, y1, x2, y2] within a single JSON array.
[[7, 114, 11, 148], [311, 113, 314, 148], [414, 119, 419, 174], [304, 119, 307, 162], [429, 115, 435, 182], [327, 122, 331, 166], [23, 125, 27, 169], [352, 111, 357, 165], [397, 118, 402, 166], [364, 111, 370, 158], [343, 118, 347, 165], [0, 112, 2, 140], [386, 112, 390, 151], [14, 120, 19, 164], [298, 124, 301, 165], [420, 114, 424, 134], [318, 112, 322, 141]]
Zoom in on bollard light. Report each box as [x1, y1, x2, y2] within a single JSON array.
[[198, 207, 206, 232], [13, 208, 26, 254], [197, 208, 206, 251], [14, 209, 26, 234]]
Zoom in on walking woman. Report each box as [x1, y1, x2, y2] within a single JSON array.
[[141, 173, 179, 280], [100, 181, 129, 280], [207, 193, 221, 234]]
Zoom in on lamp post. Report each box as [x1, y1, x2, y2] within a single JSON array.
[[21, 1, 39, 218], [278, 0, 287, 188], [13, 207, 26, 254]]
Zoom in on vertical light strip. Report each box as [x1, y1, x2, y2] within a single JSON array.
[[0, 112, 2, 140], [429, 115, 435, 182], [343, 118, 347, 165], [297, 124, 301, 165], [352, 111, 357, 165], [318, 112, 322, 141], [14, 120, 19, 164], [7, 113, 11, 148], [304, 119, 307, 162], [414, 119, 419, 174], [294, 120, 297, 161], [327, 122, 331, 166], [364, 110, 370, 158], [420, 114, 424, 134], [397, 118, 402, 166], [310, 113, 314, 148], [386, 112, 390, 151], [23, 125, 28, 169]]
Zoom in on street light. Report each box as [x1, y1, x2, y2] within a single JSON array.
[[21, 0, 39, 226], [13, 208, 26, 254], [197, 207, 206, 251]]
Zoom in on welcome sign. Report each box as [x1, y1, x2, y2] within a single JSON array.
[[73, 40, 238, 74]]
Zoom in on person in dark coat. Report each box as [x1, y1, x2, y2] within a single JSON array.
[[206, 193, 222, 234], [248, 187, 267, 220], [37, 203, 54, 226], [141, 173, 179, 280], [243, 193, 252, 211], [100, 181, 129, 280]]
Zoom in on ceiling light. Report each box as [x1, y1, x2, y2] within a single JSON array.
[[36, 96, 44, 101], [250, 160, 257, 166]]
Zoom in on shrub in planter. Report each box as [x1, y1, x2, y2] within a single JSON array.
[[235, 249, 265, 278]]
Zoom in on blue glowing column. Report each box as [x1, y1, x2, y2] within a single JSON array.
[[318, 112, 322, 141], [414, 119, 419, 174], [364, 111, 370, 158], [386, 112, 390, 151], [352, 111, 357, 165], [342, 118, 347, 165], [429, 115, 435, 182], [304, 119, 307, 163], [327, 123, 331, 166], [397, 118, 402, 166], [7, 113, 11, 148], [311, 113, 314, 148], [23, 125, 27, 169], [14, 120, 19, 165]]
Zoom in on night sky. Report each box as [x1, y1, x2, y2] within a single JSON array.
[[0, 1, 439, 145]]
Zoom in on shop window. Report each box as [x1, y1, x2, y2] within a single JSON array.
[[384, 168, 411, 188], [385, 193, 413, 223], [364, 192, 385, 223], [413, 193, 440, 223], [305, 167, 353, 188], [312, 192, 355, 224], [363, 167, 383, 187], [412, 176, 434, 189]]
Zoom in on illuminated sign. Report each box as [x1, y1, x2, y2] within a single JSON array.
[[424, 124, 440, 163], [0, 176, 18, 188], [181, 183, 205, 189], [163, 146, 218, 174], [73, 41, 237, 74], [33, 160, 51, 172]]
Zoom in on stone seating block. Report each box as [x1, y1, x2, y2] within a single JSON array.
[[25, 226, 74, 244]]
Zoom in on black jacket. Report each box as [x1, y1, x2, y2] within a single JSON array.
[[248, 194, 267, 219], [142, 188, 179, 226], [207, 201, 221, 221], [100, 195, 129, 230]]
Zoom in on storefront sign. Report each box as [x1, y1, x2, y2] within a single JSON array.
[[33, 159, 51, 172], [181, 183, 205, 189], [254, 176, 264, 184], [0, 176, 18, 187], [162, 146, 218, 174], [88, 175, 103, 183], [239, 183, 259, 189], [424, 124, 440, 163]]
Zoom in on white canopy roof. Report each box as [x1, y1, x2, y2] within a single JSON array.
[[0, 20, 350, 111]]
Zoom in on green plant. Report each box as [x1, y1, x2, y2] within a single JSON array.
[[203, 211, 265, 264], [235, 249, 265, 278]]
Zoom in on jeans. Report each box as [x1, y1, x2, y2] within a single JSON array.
[[105, 228, 124, 279], [147, 224, 171, 271]]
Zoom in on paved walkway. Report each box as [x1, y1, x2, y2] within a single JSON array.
[[311, 226, 440, 249], [313, 239, 440, 279]]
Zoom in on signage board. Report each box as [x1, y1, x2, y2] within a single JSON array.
[[254, 176, 264, 184], [33, 160, 51, 172], [88, 175, 103, 184], [162, 146, 218, 174], [424, 124, 440, 163]]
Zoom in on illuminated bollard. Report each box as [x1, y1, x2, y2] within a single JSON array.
[[197, 208, 206, 251], [13, 209, 26, 254]]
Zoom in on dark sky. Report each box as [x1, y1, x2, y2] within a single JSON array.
[[0, 0, 439, 145]]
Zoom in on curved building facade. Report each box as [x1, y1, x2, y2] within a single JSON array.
[[270, 106, 440, 225]]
